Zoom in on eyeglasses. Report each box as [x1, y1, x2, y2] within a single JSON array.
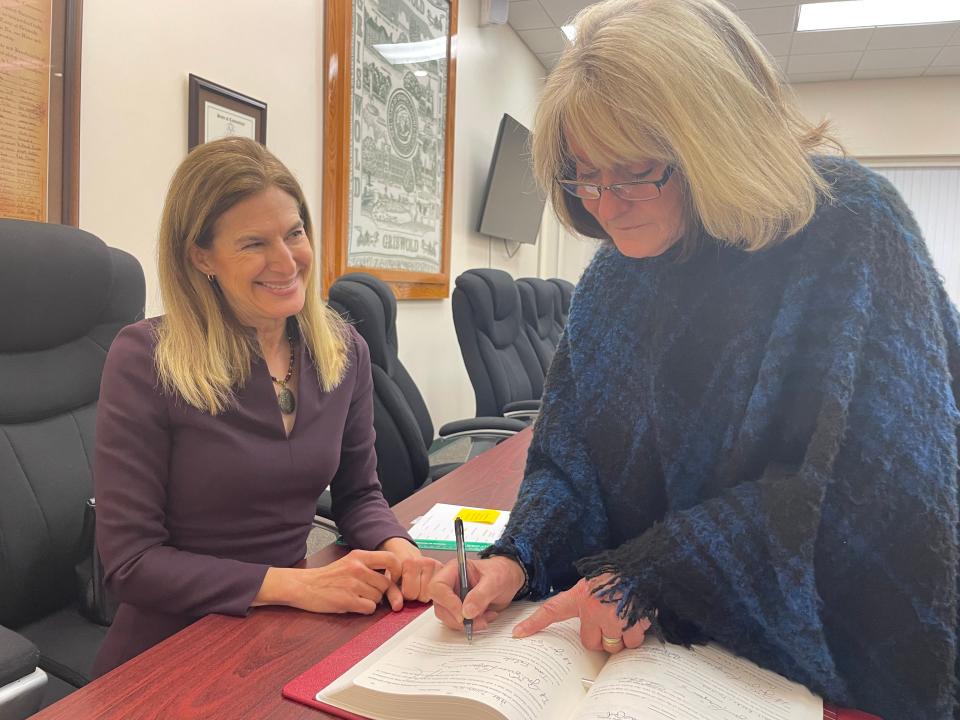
[[556, 165, 674, 202]]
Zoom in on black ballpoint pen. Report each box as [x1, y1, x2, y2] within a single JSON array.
[[454, 517, 473, 643]]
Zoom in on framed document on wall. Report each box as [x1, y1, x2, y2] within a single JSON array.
[[0, 0, 82, 224], [187, 74, 267, 151], [323, 0, 458, 300]]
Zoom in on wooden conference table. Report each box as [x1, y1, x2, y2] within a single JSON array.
[[32, 428, 533, 720]]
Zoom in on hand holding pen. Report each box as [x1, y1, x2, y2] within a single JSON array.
[[454, 517, 473, 642]]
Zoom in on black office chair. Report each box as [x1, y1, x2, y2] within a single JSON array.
[[516, 277, 563, 376], [0, 220, 145, 715], [452, 269, 543, 420], [316, 273, 524, 518], [548, 277, 575, 327]]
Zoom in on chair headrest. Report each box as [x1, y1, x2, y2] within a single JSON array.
[[0, 220, 145, 422], [0, 220, 119, 351], [517, 277, 559, 338], [453, 269, 522, 348], [328, 272, 398, 372], [548, 277, 575, 318]]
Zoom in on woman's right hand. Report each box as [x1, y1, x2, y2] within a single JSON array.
[[254, 550, 403, 614], [428, 555, 526, 631]]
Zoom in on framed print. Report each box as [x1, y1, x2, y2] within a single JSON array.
[[188, 74, 267, 151], [323, 0, 458, 300], [0, 0, 82, 224]]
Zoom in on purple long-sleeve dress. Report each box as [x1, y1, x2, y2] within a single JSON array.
[[92, 319, 410, 676]]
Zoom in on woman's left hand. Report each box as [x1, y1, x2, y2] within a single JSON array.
[[378, 537, 443, 607], [512, 574, 651, 654]]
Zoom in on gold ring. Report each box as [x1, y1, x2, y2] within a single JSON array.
[[601, 634, 623, 647]]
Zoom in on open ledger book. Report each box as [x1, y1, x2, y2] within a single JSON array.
[[315, 601, 823, 720]]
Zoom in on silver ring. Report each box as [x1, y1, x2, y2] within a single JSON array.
[[601, 634, 623, 647]]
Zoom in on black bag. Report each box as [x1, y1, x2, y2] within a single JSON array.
[[74, 498, 118, 626]]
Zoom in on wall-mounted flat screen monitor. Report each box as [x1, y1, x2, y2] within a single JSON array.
[[476, 114, 546, 245]]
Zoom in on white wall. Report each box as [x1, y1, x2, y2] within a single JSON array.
[[78, 0, 578, 431], [791, 76, 960, 160], [79, 0, 323, 315]]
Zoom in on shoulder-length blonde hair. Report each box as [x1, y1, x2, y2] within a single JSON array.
[[155, 136, 348, 414], [534, 0, 842, 252]]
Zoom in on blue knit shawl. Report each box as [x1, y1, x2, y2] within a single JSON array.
[[485, 157, 960, 718]]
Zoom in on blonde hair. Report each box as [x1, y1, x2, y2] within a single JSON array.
[[155, 137, 348, 414], [534, 0, 842, 251]]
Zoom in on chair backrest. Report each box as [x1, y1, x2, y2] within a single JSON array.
[[516, 277, 562, 375], [547, 277, 575, 327], [327, 273, 432, 504], [0, 220, 145, 628], [452, 269, 545, 417]]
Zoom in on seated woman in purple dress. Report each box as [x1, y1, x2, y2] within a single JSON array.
[[93, 137, 437, 676]]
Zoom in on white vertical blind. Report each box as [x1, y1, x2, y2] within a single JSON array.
[[871, 166, 960, 305]]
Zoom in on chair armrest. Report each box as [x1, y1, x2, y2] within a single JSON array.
[[437, 416, 527, 439], [0, 626, 38, 688], [0, 625, 45, 720], [502, 400, 541, 413], [501, 399, 540, 422]]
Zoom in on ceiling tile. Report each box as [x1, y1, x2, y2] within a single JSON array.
[[788, 70, 855, 83], [868, 22, 959, 50], [537, 0, 594, 26], [853, 67, 924, 80], [757, 32, 792, 56], [925, 65, 960, 76], [509, 1, 554, 30], [788, 51, 862, 74], [859, 47, 940, 70], [951, 26, 960, 45], [791, 28, 872, 54], [772, 56, 789, 73], [517, 27, 569, 54], [932, 45, 960, 67], [737, 5, 798, 35]]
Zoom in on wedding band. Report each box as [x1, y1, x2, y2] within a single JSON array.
[[601, 634, 623, 647]]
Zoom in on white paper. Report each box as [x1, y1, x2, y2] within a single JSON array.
[[572, 639, 822, 720], [352, 604, 604, 720], [408, 502, 511, 551]]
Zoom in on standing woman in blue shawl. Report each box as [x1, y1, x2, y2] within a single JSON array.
[[429, 0, 960, 716]]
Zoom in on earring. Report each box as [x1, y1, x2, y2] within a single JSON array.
[[206, 274, 216, 283]]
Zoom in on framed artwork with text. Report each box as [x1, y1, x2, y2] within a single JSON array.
[[0, 0, 82, 224], [323, 0, 458, 299]]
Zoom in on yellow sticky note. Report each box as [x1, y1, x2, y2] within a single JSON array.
[[456, 507, 501, 524]]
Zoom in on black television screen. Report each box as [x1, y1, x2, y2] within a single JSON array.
[[476, 114, 546, 245]]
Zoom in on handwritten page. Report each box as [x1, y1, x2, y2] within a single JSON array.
[[318, 603, 604, 720], [573, 638, 822, 720], [408, 502, 511, 551]]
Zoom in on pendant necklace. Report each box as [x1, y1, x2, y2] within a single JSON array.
[[270, 333, 296, 415]]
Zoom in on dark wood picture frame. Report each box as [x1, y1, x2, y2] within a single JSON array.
[[322, 0, 458, 300], [187, 74, 267, 151], [57, 0, 82, 225]]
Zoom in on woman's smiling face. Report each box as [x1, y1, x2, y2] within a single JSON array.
[[189, 185, 312, 332]]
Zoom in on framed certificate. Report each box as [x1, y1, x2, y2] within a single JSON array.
[[187, 74, 267, 151]]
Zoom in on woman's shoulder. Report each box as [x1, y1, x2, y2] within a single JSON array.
[[110, 317, 161, 355], [801, 155, 921, 256], [811, 154, 909, 218], [104, 317, 163, 378]]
